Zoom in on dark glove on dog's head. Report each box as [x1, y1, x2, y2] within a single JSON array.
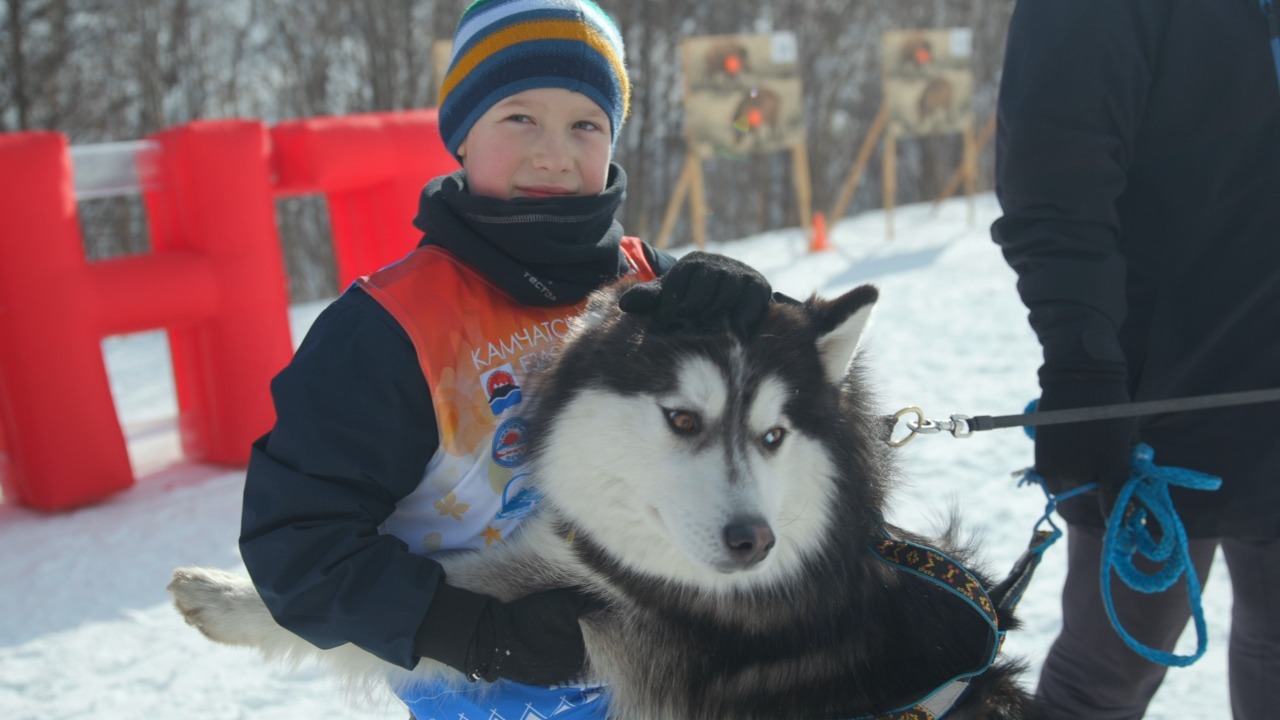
[[618, 251, 772, 340], [415, 583, 601, 685], [1030, 303, 1136, 518]]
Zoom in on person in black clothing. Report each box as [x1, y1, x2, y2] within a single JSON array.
[[237, 1, 770, 717], [992, 1, 1280, 718]]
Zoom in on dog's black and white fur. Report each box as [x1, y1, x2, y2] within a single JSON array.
[[171, 282, 1040, 719]]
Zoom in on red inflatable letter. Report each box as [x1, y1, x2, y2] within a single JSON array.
[[271, 109, 459, 288], [0, 121, 292, 510]]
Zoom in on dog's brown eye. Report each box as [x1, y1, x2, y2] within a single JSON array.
[[762, 427, 787, 450], [664, 409, 701, 435]]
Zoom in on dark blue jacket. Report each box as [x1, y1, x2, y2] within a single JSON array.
[[240, 168, 675, 669], [992, 0, 1280, 536]]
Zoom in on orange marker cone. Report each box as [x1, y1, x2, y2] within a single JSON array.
[[809, 211, 830, 252]]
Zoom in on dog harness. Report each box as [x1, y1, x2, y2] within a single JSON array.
[[851, 537, 1010, 720]]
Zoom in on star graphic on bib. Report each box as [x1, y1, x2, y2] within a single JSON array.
[[434, 492, 470, 521], [481, 525, 503, 545]]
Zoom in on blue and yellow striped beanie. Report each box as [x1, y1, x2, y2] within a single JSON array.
[[438, 0, 630, 158]]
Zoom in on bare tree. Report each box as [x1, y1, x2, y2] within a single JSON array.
[[3, 1, 1016, 298], [1, 0, 83, 133], [349, 0, 443, 111]]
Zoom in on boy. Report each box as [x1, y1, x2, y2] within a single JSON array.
[[238, 1, 771, 717]]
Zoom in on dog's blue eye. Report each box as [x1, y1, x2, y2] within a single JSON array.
[[664, 409, 701, 435], [762, 427, 786, 450]]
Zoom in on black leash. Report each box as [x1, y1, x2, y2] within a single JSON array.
[[888, 387, 1280, 446], [881, 387, 1280, 674]]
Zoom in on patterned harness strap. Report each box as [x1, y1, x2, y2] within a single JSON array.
[[844, 538, 1004, 720]]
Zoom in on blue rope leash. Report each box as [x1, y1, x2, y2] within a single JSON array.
[[1016, 472, 1095, 557], [1099, 444, 1221, 666], [1019, 444, 1222, 667]]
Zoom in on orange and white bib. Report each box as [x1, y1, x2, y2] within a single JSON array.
[[358, 238, 655, 555]]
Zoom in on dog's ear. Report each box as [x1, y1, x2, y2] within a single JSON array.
[[812, 284, 878, 385]]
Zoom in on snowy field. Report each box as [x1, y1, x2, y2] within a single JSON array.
[[0, 195, 1232, 718]]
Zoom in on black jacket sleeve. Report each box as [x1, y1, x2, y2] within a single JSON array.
[[240, 288, 445, 670], [643, 242, 678, 276], [990, 0, 1167, 367]]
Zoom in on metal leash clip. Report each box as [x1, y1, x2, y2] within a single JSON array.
[[887, 407, 975, 447]]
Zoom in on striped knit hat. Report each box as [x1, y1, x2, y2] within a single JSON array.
[[437, 0, 630, 158]]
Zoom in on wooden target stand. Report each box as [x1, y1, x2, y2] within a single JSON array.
[[656, 141, 813, 250], [932, 112, 995, 213], [829, 106, 990, 238]]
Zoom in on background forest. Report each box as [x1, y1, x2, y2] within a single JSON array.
[[1, 0, 1015, 301]]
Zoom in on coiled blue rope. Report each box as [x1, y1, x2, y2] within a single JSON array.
[[1020, 443, 1222, 667], [1099, 444, 1221, 666]]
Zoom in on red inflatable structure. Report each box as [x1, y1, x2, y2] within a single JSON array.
[[0, 111, 457, 511], [271, 110, 459, 289]]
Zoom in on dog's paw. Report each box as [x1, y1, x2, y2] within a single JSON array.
[[168, 567, 276, 647]]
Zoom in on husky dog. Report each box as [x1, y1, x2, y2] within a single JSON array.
[[170, 282, 1039, 719]]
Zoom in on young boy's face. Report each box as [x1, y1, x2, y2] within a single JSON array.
[[457, 87, 613, 201]]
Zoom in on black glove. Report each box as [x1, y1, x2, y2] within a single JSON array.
[[1030, 304, 1136, 518], [415, 583, 600, 685], [618, 251, 771, 340], [1035, 373, 1136, 516]]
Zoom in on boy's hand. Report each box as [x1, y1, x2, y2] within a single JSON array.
[[619, 252, 771, 339], [416, 584, 602, 685]]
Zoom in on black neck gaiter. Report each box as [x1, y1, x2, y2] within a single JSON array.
[[413, 164, 631, 306]]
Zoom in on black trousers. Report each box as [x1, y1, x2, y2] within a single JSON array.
[[1036, 524, 1280, 720]]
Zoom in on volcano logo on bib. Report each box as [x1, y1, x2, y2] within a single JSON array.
[[482, 364, 523, 416]]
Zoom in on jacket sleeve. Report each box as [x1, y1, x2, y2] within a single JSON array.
[[642, 242, 678, 276], [990, 0, 1166, 365], [240, 288, 445, 670]]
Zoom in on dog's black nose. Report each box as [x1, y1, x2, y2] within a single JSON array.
[[724, 518, 776, 566]]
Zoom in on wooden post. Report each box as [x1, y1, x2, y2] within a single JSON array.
[[932, 113, 996, 214], [962, 120, 977, 225], [657, 142, 810, 250], [883, 126, 898, 239], [829, 104, 889, 221], [791, 141, 813, 233], [688, 156, 708, 248], [656, 153, 696, 249]]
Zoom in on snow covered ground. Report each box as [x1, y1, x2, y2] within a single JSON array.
[[0, 195, 1232, 718]]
